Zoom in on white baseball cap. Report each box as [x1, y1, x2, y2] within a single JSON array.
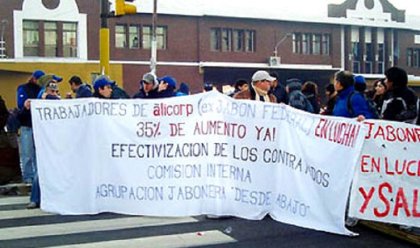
[[252, 70, 275, 82]]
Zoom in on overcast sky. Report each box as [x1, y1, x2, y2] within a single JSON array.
[[208, 0, 420, 16], [131, 0, 420, 17]]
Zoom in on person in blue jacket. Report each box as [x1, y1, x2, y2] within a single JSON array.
[[68, 75, 92, 98], [332, 70, 374, 121]]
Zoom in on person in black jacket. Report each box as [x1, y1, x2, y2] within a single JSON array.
[[0, 96, 9, 131], [381, 67, 418, 123], [302, 81, 320, 114]]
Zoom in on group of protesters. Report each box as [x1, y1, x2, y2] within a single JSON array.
[[2, 65, 419, 210]]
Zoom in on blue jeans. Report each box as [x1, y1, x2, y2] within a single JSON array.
[[19, 126, 36, 183], [30, 173, 40, 205]]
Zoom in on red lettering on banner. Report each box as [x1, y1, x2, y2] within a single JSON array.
[[153, 103, 193, 117], [358, 183, 420, 219], [359, 154, 420, 177], [359, 187, 375, 214], [414, 190, 420, 217], [384, 157, 395, 176], [374, 182, 392, 218], [364, 122, 375, 139], [361, 155, 370, 173], [314, 118, 360, 147], [364, 123, 420, 142], [393, 187, 411, 217]]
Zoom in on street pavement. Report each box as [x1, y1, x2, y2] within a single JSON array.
[[0, 195, 416, 248]]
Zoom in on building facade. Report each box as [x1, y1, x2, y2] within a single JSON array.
[[0, 0, 419, 107]]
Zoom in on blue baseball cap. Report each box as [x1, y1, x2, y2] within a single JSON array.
[[52, 75, 63, 82], [159, 76, 177, 88], [93, 75, 115, 91], [354, 75, 366, 84], [32, 70, 45, 80]]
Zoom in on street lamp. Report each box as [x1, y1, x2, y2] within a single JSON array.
[[273, 33, 292, 57]]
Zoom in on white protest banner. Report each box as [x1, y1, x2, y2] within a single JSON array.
[[31, 91, 366, 235], [349, 121, 420, 227]]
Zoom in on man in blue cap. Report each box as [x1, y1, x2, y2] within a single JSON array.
[[16, 70, 44, 185], [93, 75, 114, 99]]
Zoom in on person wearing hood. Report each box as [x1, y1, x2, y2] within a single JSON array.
[[233, 70, 276, 103], [286, 78, 314, 113], [133, 72, 160, 99]]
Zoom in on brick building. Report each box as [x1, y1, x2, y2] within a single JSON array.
[[0, 0, 419, 107]]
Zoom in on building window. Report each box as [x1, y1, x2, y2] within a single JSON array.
[[414, 49, 419, 68], [407, 48, 413, 67], [142, 26, 167, 50], [221, 28, 232, 52], [210, 28, 221, 51], [23, 21, 40, 56], [142, 26, 151, 49], [129, 26, 139, 49], [210, 28, 254, 53], [322, 34, 330, 55], [115, 25, 127, 48], [312, 34, 321, 55], [44, 22, 57, 57], [293, 32, 328, 55], [293, 33, 301, 54], [302, 33, 310, 54], [233, 29, 244, 52], [23, 20, 79, 58], [63, 22, 77, 57], [244, 30, 255, 52], [156, 26, 167, 50]]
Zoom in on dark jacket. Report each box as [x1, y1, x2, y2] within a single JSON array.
[[16, 82, 41, 127], [333, 86, 374, 119], [111, 84, 130, 99], [303, 93, 320, 114], [0, 96, 9, 130], [287, 82, 314, 113], [381, 86, 418, 123], [132, 87, 161, 99], [76, 84, 93, 98], [271, 84, 288, 104]]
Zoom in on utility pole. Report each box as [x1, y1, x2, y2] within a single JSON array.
[[99, 0, 110, 75], [150, 0, 157, 74]]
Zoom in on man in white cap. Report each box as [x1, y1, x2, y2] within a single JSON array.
[[233, 70, 277, 102]]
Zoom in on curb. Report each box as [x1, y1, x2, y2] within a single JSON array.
[[360, 220, 420, 246], [0, 183, 31, 196]]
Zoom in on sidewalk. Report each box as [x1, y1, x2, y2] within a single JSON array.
[[0, 183, 31, 197]]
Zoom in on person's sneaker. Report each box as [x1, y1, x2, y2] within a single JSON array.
[[26, 202, 39, 209]]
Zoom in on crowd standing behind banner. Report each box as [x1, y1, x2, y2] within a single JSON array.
[[10, 67, 419, 234]]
